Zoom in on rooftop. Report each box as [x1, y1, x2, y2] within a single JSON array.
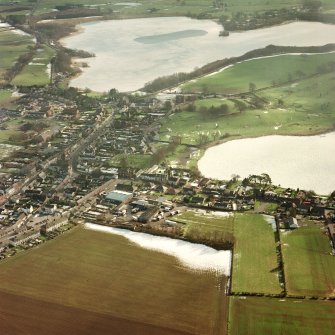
[[106, 190, 132, 203]]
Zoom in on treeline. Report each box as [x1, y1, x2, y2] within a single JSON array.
[[115, 224, 234, 251], [20, 122, 48, 132], [51, 47, 94, 75], [297, 11, 335, 25], [219, 8, 299, 32], [38, 7, 101, 20], [184, 229, 234, 250], [64, 47, 94, 58], [151, 135, 182, 164], [199, 104, 232, 119], [220, 9, 335, 32], [143, 44, 335, 93], [35, 22, 77, 41], [33, 23, 95, 78], [3, 46, 37, 83]]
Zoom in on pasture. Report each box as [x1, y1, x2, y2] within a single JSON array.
[[229, 296, 335, 335], [11, 0, 304, 17], [161, 71, 335, 145], [2, 0, 334, 18], [109, 153, 153, 169], [182, 53, 335, 94], [231, 213, 282, 295], [0, 29, 34, 84], [0, 226, 228, 335], [12, 45, 55, 86], [0, 89, 15, 108], [281, 223, 335, 298]]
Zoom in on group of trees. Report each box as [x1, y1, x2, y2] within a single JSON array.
[[20, 122, 48, 132], [199, 103, 231, 120], [242, 173, 272, 187], [3, 47, 36, 83], [185, 228, 234, 250], [152, 135, 182, 165], [143, 44, 335, 93]]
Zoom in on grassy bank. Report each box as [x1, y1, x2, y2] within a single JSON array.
[[0, 226, 227, 334], [182, 53, 335, 94]]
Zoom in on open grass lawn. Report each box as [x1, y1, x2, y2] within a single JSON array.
[[0, 226, 228, 335], [229, 296, 335, 335], [109, 153, 153, 169], [12, 45, 55, 86], [232, 213, 282, 295], [260, 72, 335, 118], [0, 117, 57, 144], [0, 89, 15, 107], [161, 106, 326, 145], [194, 98, 238, 110], [281, 223, 335, 298], [182, 53, 335, 94], [0, 129, 20, 144], [161, 71, 335, 145], [0, 30, 34, 83], [173, 210, 234, 241]]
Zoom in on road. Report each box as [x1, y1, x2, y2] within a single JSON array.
[[0, 110, 115, 247]]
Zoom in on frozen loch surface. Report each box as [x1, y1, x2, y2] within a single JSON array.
[[62, 18, 335, 92], [198, 132, 335, 195], [85, 223, 232, 275]]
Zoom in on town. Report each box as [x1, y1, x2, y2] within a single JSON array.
[[1, 3, 335, 333], [0, 84, 334, 261]]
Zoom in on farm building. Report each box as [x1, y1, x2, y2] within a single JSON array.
[[105, 190, 132, 205], [138, 206, 160, 223], [130, 200, 150, 211]]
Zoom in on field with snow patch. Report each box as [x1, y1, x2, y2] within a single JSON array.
[[0, 226, 229, 335]]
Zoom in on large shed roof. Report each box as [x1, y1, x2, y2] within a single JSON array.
[[106, 190, 132, 203]]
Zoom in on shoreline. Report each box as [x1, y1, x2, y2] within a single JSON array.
[[195, 126, 335, 166], [196, 129, 335, 195], [54, 17, 335, 93], [59, 25, 85, 46]]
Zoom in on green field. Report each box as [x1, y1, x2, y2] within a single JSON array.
[[0, 88, 15, 107], [0, 29, 35, 83], [229, 296, 335, 335], [281, 223, 335, 298], [232, 214, 282, 295], [4, 0, 304, 17], [182, 53, 335, 94], [173, 210, 234, 241], [12, 45, 55, 86], [0, 226, 227, 334], [1, 0, 333, 18], [161, 71, 335, 145], [109, 153, 153, 169], [194, 98, 239, 111], [259, 72, 335, 118]]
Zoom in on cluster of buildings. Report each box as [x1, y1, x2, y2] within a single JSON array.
[[0, 86, 334, 259]]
